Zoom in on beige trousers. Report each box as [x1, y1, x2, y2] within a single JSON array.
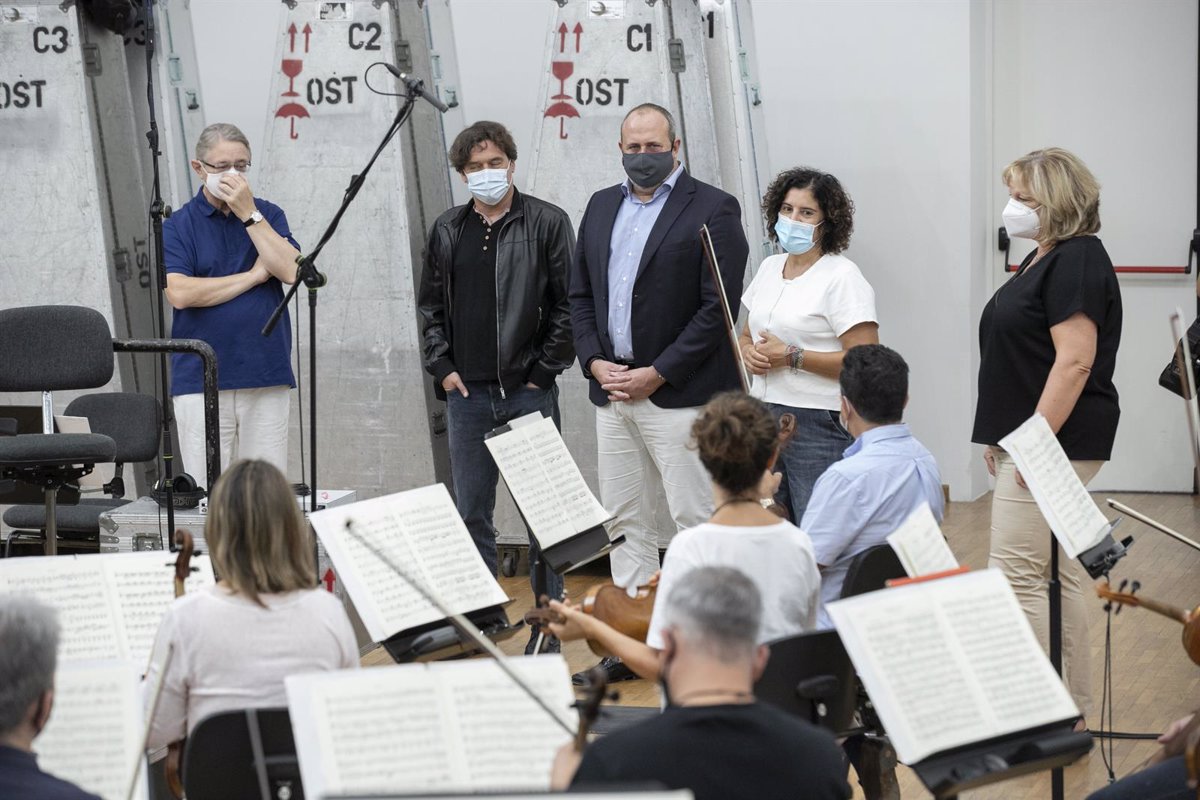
[[988, 450, 1103, 718]]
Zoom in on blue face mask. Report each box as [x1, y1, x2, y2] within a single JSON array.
[[466, 167, 511, 206], [774, 215, 822, 255]]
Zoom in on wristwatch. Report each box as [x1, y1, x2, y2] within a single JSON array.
[[242, 210, 264, 228]]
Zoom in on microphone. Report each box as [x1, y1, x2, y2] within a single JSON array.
[[380, 64, 450, 113]]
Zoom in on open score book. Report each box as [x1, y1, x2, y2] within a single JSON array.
[[826, 568, 1078, 765]]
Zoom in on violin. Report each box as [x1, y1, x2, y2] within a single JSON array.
[[1096, 581, 1200, 666], [165, 530, 195, 800], [524, 579, 659, 658], [572, 664, 617, 751]]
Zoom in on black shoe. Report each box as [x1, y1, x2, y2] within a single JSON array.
[[572, 656, 638, 685], [524, 626, 561, 655]]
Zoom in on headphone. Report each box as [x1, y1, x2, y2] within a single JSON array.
[[151, 472, 205, 510]]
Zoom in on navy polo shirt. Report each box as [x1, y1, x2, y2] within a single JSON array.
[[163, 188, 299, 396], [0, 744, 103, 800]]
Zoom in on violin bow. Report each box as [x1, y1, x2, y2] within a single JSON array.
[[699, 224, 751, 393], [343, 519, 575, 737]]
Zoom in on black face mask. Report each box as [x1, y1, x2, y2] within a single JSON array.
[[622, 151, 675, 189]]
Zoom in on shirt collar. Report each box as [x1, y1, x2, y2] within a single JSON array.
[[195, 186, 222, 217], [843, 422, 911, 458], [620, 161, 685, 203]]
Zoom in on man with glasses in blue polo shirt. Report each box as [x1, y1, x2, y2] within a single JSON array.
[[164, 123, 301, 483]]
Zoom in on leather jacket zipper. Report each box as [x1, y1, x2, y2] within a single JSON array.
[[494, 213, 518, 399]]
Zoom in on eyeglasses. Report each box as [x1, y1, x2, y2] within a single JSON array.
[[200, 160, 251, 173]]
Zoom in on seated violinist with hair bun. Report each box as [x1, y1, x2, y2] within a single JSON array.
[[547, 391, 821, 681], [145, 459, 358, 751]]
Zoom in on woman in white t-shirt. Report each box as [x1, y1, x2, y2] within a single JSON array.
[[146, 460, 358, 751], [738, 168, 879, 523], [546, 392, 821, 681]]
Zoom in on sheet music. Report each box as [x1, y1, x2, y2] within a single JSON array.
[[886, 502, 959, 577], [0, 552, 213, 664], [105, 552, 214, 667], [441, 658, 578, 789], [999, 414, 1111, 558], [827, 569, 1078, 764], [486, 415, 610, 549], [36, 660, 147, 800], [0, 557, 121, 660], [287, 656, 576, 799], [309, 485, 508, 642]]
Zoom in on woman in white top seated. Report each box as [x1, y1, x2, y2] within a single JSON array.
[[548, 392, 821, 681], [146, 459, 358, 750], [739, 168, 879, 523]]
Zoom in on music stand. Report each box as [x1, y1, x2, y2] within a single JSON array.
[[381, 603, 521, 662], [909, 721, 1092, 799]]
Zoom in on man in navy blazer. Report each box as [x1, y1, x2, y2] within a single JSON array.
[[569, 103, 749, 682]]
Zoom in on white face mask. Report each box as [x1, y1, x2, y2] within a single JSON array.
[[1002, 197, 1041, 240], [203, 167, 239, 201], [466, 167, 512, 206]]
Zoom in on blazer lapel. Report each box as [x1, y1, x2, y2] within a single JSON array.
[[593, 187, 623, 292], [635, 170, 696, 281]]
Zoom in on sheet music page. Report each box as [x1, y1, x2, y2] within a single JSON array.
[[439, 656, 577, 790], [309, 485, 508, 641], [886, 502, 958, 577], [998, 413, 1111, 558], [287, 656, 575, 798], [36, 660, 147, 800], [486, 416, 610, 549], [827, 569, 1078, 764], [0, 556, 122, 660], [103, 551, 215, 667]]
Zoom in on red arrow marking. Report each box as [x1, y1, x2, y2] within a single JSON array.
[[557, 22, 567, 53], [573, 22, 583, 53], [322, 568, 336, 593], [303, 23, 312, 53], [287, 22, 297, 53]]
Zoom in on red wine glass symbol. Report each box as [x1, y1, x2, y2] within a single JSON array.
[[282, 59, 303, 97], [551, 61, 574, 99]]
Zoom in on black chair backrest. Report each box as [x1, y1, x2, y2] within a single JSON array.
[[64, 392, 160, 464], [840, 544, 907, 599], [0, 306, 113, 392], [183, 708, 304, 800], [755, 629, 858, 735]]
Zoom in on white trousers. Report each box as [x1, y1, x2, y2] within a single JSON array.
[[174, 386, 290, 486], [596, 399, 712, 589]]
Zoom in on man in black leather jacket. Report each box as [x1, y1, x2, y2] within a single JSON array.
[[418, 121, 575, 651]]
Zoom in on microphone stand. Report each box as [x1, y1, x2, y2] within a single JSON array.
[[262, 84, 423, 574], [342, 519, 575, 737], [142, 0, 177, 548]]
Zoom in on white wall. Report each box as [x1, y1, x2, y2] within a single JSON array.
[[751, 0, 991, 499]]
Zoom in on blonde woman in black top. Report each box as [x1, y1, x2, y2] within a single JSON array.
[[973, 147, 1122, 726]]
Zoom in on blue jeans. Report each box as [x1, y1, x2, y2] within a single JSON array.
[[768, 403, 853, 523], [446, 381, 564, 602], [1086, 757, 1192, 800]]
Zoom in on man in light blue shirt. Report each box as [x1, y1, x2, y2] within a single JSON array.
[[801, 345, 944, 629]]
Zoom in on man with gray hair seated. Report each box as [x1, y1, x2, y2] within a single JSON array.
[[0, 595, 101, 799], [551, 566, 850, 799]]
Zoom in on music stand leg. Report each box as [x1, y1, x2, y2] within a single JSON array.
[[1049, 534, 1064, 800]]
